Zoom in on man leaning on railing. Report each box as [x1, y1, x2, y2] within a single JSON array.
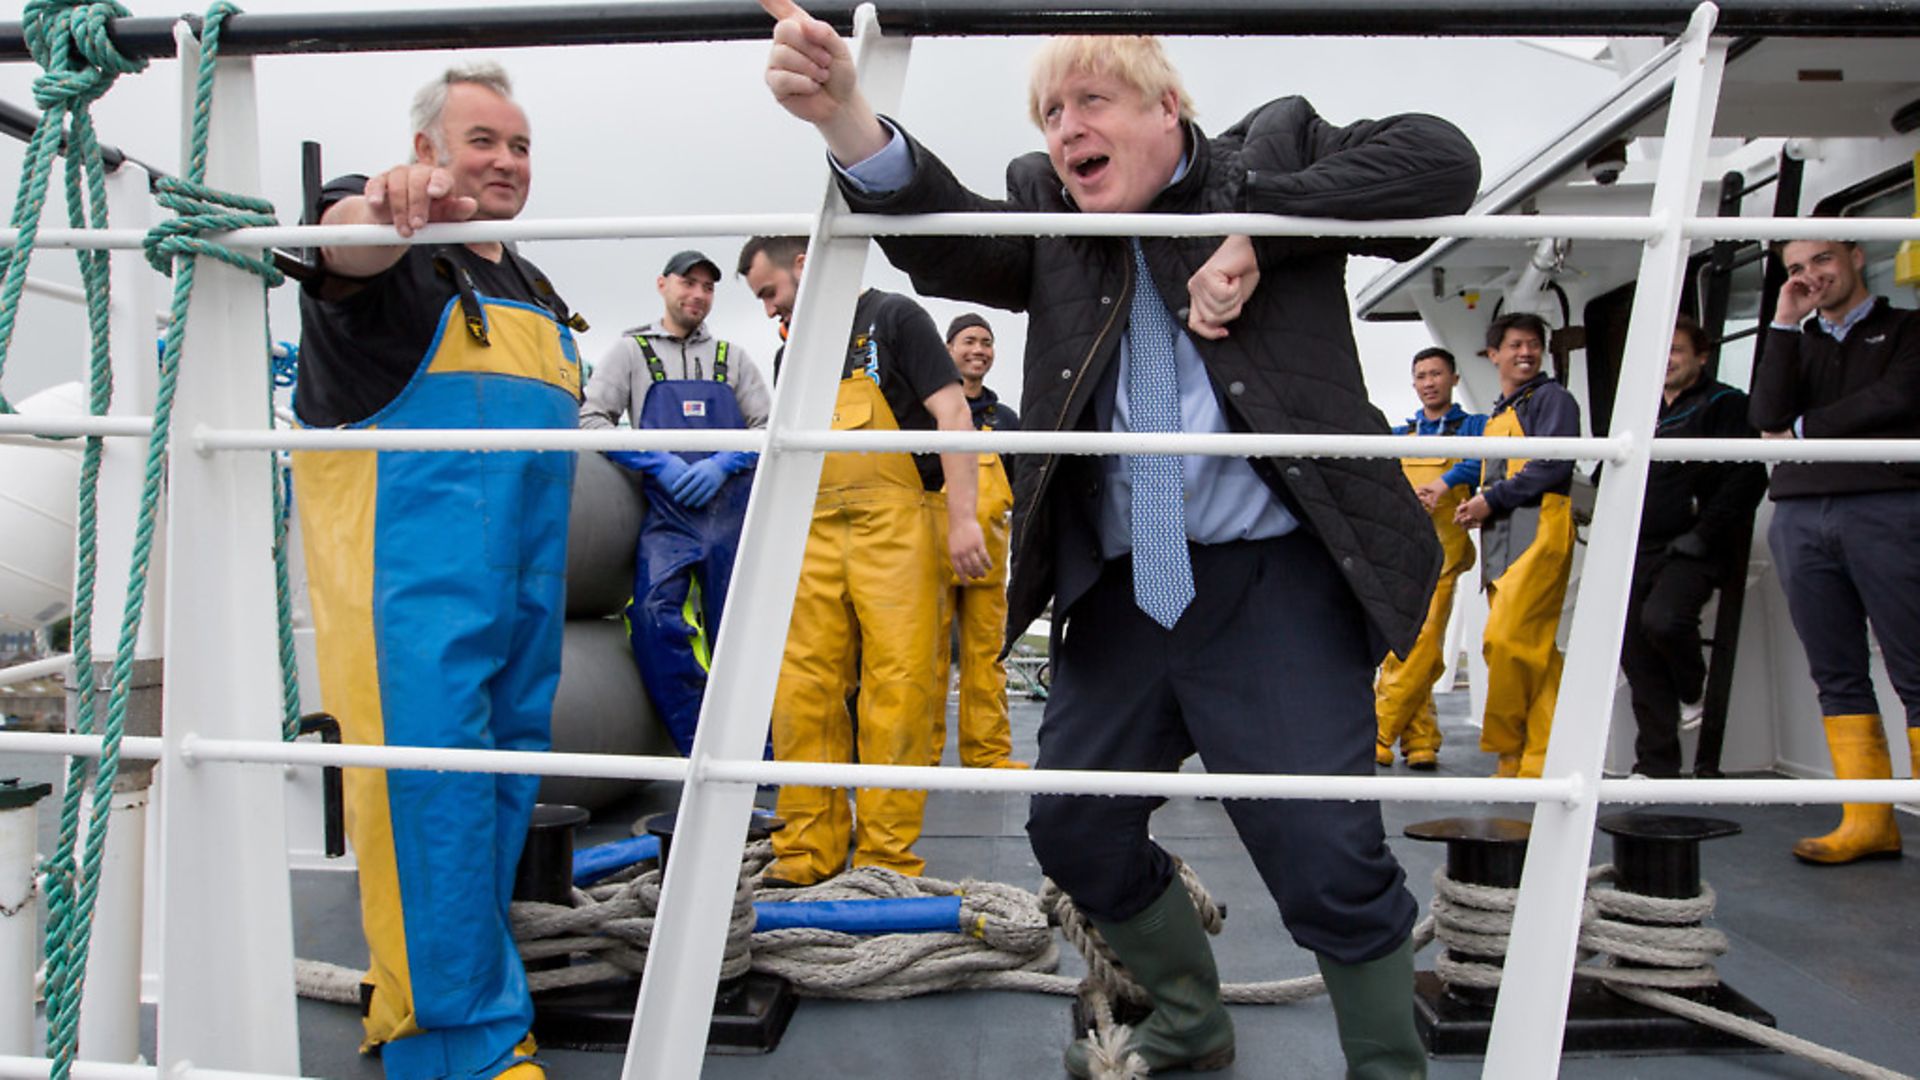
[[291, 61, 574, 1080], [758, 2, 1480, 1074]]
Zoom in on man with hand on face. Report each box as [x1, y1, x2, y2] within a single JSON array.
[[1375, 347, 1486, 770], [759, 2, 1480, 1074], [293, 62, 579, 1080], [932, 313, 1028, 770], [737, 234, 989, 888], [579, 250, 770, 756], [1455, 313, 1581, 781], [1620, 316, 1764, 780], [1751, 238, 1920, 864]]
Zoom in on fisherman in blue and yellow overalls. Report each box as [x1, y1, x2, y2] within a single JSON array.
[[1455, 313, 1582, 779], [1375, 346, 1486, 770], [579, 250, 771, 755], [292, 64, 581, 1080], [737, 236, 990, 886]]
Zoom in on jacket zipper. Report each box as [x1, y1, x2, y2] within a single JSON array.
[[1014, 249, 1132, 558]]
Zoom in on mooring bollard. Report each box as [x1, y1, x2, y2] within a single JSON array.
[[521, 807, 795, 1054], [1404, 816, 1531, 1009], [1597, 810, 1741, 901], [1404, 811, 1777, 1058]]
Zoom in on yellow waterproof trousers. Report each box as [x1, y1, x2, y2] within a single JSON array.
[[931, 452, 1023, 767], [1478, 410, 1575, 779], [769, 376, 943, 884], [1375, 457, 1475, 762]]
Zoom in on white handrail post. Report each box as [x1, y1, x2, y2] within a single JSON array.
[[1483, 3, 1729, 1076], [620, 6, 910, 1077], [151, 23, 299, 1077], [75, 159, 164, 1067]]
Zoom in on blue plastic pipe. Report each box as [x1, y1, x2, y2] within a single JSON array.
[[572, 834, 660, 886], [752, 896, 963, 934]]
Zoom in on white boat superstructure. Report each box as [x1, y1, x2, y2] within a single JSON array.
[[1357, 27, 1920, 784]]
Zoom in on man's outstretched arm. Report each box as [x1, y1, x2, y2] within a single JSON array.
[[761, 0, 892, 166], [320, 164, 477, 280]]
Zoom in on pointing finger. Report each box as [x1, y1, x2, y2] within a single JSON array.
[[759, 0, 802, 19]]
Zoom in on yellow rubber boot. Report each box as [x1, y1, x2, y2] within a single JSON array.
[[494, 1035, 543, 1079], [1793, 714, 1902, 865], [1909, 726, 1920, 780], [1375, 738, 1396, 768], [1403, 701, 1442, 770]]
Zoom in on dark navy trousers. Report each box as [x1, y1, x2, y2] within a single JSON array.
[[1027, 532, 1418, 966], [1769, 492, 1920, 725], [1621, 546, 1722, 777]]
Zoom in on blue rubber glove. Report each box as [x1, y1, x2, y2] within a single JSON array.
[[716, 450, 759, 475], [669, 457, 728, 508], [606, 450, 689, 491]]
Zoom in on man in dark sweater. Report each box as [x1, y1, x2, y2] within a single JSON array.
[[1621, 316, 1765, 778], [759, 2, 1479, 1074], [1750, 238, 1920, 865]]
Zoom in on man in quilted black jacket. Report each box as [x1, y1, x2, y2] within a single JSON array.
[[762, 4, 1480, 1073]]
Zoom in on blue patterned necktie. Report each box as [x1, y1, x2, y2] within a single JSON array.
[[1126, 240, 1194, 628]]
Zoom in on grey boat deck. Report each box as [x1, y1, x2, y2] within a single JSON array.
[[13, 688, 1920, 1077]]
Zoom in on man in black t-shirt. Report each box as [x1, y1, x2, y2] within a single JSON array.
[[291, 62, 575, 1080], [737, 235, 987, 886]]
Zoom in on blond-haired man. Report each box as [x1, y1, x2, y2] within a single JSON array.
[[761, 5, 1480, 1074]]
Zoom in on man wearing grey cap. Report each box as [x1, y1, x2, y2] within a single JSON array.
[[580, 249, 772, 754]]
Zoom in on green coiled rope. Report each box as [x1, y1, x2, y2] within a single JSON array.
[[2, 4, 299, 1077]]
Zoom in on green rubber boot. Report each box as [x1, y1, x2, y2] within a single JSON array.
[[1065, 881, 1235, 1078], [1317, 939, 1426, 1079]]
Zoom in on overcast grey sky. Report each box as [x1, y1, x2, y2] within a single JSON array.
[[1, 0, 1622, 421]]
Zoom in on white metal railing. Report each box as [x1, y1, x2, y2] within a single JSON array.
[[2, 2, 1919, 1078], [0, 1061, 309, 1080], [8, 728, 1914, 809], [12, 206, 1920, 253], [0, 656, 70, 689]]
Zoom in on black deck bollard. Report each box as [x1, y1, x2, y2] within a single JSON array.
[[513, 803, 591, 907], [1405, 817, 1530, 1009], [524, 805, 795, 1055], [1597, 810, 1741, 900], [1402, 812, 1777, 1059]]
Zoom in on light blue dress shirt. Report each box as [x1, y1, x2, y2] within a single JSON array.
[[839, 125, 1298, 559]]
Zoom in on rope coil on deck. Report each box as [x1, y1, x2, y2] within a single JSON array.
[[1429, 865, 1913, 1080], [296, 839, 1068, 1003], [294, 846, 1905, 1079]]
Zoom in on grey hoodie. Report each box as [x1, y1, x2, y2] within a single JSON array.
[[579, 319, 770, 430]]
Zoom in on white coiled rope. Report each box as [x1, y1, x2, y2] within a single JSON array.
[[1429, 864, 1913, 1080], [294, 849, 1902, 1080]]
